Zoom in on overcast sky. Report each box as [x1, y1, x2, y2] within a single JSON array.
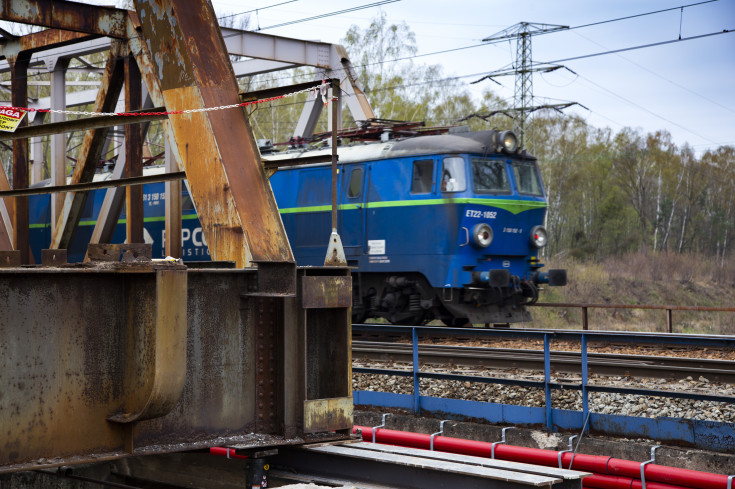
[[210, 0, 735, 155]]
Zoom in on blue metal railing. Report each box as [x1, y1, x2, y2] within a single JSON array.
[[352, 324, 735, 452]]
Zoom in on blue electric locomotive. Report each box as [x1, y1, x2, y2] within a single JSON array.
[[268, 128, 566, 325], [27, 127, 565, 326]]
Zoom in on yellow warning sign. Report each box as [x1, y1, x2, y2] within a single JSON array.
[[0, 107, 27, 132]]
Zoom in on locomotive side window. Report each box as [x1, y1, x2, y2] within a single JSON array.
[[513, 161, 544, 196], [441, 157, 466, 192], [347, 168, 363, 198], [472, 158, 510, 194], [411, 159, 434, 194]]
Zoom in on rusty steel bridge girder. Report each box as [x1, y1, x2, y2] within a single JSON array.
[[0, 255, 353, 473], [132, 0, 293, 267]]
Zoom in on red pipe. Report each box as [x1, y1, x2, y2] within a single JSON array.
[[210, 447, 248, 459], [354, 426, 730, 489], [585, 474, 694, 489]]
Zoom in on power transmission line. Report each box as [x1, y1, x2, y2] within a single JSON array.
[[569, 30, 735, 114], [535, 29, 732, 66], [255, 0, 401, 31]]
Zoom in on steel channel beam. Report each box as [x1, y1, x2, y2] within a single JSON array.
[[0, 171, 186, 198], [271, 444, 578, 489], [124, 54, 143, 244], [0, 0, 128, 38], [133, 0, 292, 267], [9, 53, 30, 263], [0, 29, 94, 59]]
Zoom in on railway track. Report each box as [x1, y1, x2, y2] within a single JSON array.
[[352, 341, 735, 383]]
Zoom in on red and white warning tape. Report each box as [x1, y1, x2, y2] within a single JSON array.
[[2, 82, 327, 117]]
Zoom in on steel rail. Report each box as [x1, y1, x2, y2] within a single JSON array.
[[352, 341, 735, 383]]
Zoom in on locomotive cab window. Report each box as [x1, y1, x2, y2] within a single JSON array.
[[347, 168, 363, 198], [512, 161, 544, 196], [411, 159, 434, 194], [441, 157, 467, 192], [472, 158, 511, 194]]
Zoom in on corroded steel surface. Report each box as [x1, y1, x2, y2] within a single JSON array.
[[133, 0, 293, 267], [0, 249, 20, 267], [303, 397, 354, 434], [108, 268, 188, 425], [9, 53, 29, 263], [0, 261, 187, 472], [301, 276, 352, 309], [0, 264, 354, 473], [41, 248, 67, 266], [0, 0, 127, 38], [0, 29, 93, 59], [124, 55, 144, 244]]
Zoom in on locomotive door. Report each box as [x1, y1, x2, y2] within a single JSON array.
[[339, 165, 366, 261]]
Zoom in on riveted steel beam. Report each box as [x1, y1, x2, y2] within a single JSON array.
[[133, 0, 293, 267], [0, 0, 128, 39]]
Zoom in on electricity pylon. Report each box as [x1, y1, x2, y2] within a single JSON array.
[[482, 22, 568, 148]]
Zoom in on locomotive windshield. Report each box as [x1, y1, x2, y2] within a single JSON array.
[[512, 161, 544, 196], [471, 158, 511, 194]]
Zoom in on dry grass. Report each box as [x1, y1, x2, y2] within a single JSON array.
[[529, 251, 735, 334]]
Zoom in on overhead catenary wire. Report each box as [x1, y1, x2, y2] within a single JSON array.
[[254, 0, 401, 31]]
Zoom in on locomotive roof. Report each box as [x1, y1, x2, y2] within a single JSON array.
[[263, 130, 536, 167]]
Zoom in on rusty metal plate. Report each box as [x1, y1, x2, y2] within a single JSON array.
[[0, 250, 21, 267], [253, 261, 296, 296], [303, 397, 353, 434], [0, 0, 128, 38], [41, 248, 67, 266], [301, 276, 352, 309], [87, 243, 152, 262]]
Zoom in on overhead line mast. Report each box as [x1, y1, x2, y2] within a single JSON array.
[[481, 22, 569, 149]]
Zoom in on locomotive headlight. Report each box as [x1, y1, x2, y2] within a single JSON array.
[[472, 223, 494, 248], [530, 225, 548, 248], [499, 130, 518, 153]]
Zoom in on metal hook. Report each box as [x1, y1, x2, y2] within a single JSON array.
[[430, 420, 450, 451], [491, 427, 511, 459], [557, 435, 577, 469], [640, 445, 661, 489], [371, 413, 392, 443]]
